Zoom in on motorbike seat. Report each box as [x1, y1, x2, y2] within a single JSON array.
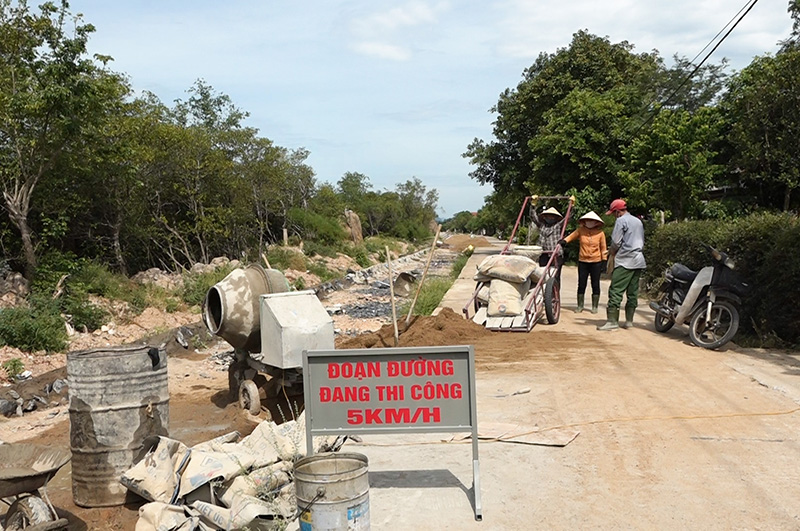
[[670, 263, 698, 282]]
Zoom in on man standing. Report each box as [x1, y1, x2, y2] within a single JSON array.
[[597, 199, 646, 331]]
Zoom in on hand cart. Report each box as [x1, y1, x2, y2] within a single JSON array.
[[0, 444, 70, 531], [463, 195, 574, 331]]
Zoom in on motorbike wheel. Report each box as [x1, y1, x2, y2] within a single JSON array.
[[688, 300, 739, 350], [653, 296, 674, 333], [544, 277, 560, 324]]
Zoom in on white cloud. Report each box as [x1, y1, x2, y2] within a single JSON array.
[[348, 1, 450, 60], [350, 41, 413, 61]]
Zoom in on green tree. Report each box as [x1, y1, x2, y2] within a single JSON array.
[[621, 107, 725, 219], [723, 49, 800, 211], [463, 31, 661, 210], [0, 0, 108, 279]]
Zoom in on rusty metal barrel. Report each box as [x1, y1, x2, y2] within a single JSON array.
[[202, 264, 289, 352], [67, 344, 169, 507]]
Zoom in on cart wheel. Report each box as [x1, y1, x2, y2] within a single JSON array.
[[239, 379, 262, 415], [544, 277, 560, 324], [5, 495, 53, 530]]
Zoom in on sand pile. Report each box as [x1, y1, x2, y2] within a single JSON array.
[[336, 308, 492, 349], [443, 234, 493, 252]]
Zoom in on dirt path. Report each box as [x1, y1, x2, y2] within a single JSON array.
[[344, 261, 800, 530], [4, 242, 800, 530]]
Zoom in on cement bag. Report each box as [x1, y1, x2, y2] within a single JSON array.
[[476, 255, 537, 283], [530, 265, 547, 282], [487, 278, 530, 317], [476, 285, 490, 305], [121, 437, 190, 504]]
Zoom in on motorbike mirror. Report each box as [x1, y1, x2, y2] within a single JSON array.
[[711, 248, 722, 261], [724, 257, 736, 270]]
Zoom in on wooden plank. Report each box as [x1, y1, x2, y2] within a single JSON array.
[[501, 316, 515, 328], [485, 316, 504, 329], [472, 306, 487, 325], [511, 314, 527, 328]]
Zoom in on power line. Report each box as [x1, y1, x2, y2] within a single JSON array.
[[626, 0, 761, 139]]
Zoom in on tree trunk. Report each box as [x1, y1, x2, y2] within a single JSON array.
[[784, 186, 792, 212], [112, 214, 128, 276], [11, 213, 37, 281]]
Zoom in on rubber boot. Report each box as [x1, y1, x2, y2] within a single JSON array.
[[574, 294, 585, 313], [591, 294, 600, 314], [620, 306, 635, 329], [596, 308, 620, 331]]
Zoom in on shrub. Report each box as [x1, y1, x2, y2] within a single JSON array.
[[303, 240, 340, 259], [644, 212, 800, 346], [1, 358, 25, 380], [308, 261, 337, 283], [181, 265, 235, 306], [0, 296, 68, 352], [266, 247, 308, 272], [450, 254, 469, 280], [400, 277, 453, 317], [288, 208, 346, 245], [341, 244, 372, 268], [63, 294, 108, 332]]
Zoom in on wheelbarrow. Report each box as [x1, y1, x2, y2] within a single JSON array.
[[0, 444, 70, 531]]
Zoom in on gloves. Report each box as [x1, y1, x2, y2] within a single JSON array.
[[600, 260, 608, 274], [557, 239, 567, 248]]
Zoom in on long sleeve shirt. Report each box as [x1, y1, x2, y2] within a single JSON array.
[[610, 212, 646, 270], [531, 209, 565, 256], [564, 226, 608, 263]]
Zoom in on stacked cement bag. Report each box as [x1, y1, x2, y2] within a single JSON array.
[[474, 255, 541, 317]]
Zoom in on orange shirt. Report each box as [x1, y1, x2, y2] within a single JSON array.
[[564, 226, 608, 263]]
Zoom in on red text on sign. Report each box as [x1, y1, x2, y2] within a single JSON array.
[[319, 386, 370, 402], [327, 362, 381, 380], [346, 407, 441, 425]]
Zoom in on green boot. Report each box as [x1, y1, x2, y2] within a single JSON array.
[[597, 308, 619, 331], [574, 294, 585, 313], [620, 306, 635, 329], [591, 294, 600, 314]]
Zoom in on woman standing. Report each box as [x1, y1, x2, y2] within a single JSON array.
[[559, 211, 608, 313]]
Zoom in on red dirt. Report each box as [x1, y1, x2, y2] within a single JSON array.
[[335, 308, 493, 349]]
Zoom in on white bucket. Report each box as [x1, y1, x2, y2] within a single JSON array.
[[295, 452, 370, 530]]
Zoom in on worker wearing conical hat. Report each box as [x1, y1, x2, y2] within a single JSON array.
[[531, 204, 567, 284], [558, 211, 608, 314]]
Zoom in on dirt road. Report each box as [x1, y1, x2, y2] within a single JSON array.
[[345, 253, 800, 530], [5, 240, 800, 530]]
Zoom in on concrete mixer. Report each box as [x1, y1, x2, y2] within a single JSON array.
[[202, 264, 335, 415]]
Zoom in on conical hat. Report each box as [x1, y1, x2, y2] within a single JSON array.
[[579, 211, 603, 225], [541, 207, 562, 218]]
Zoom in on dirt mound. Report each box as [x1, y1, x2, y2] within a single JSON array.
[[336, 308, 492, 349], [444, 234, 493, 252]]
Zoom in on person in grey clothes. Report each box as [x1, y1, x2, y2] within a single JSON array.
[[597, 199, 646, 331]]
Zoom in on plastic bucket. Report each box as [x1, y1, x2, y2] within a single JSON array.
[[295, 452, 370, 530], [67, 345, 169, 507], [203, 265, 289, 352]]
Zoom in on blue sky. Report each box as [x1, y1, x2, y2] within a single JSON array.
[[71, 0, 793, 218]]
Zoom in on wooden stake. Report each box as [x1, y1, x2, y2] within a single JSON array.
[[386, 245, 399, 347], [405, 224, 442, 327]]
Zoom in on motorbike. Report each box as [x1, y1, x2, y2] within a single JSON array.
[[649, 244, 750, 350]]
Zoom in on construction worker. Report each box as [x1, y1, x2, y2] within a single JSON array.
[[531, 201, 568, 285], [597, 199, 646, 331], [558, 211, 608, 314]]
